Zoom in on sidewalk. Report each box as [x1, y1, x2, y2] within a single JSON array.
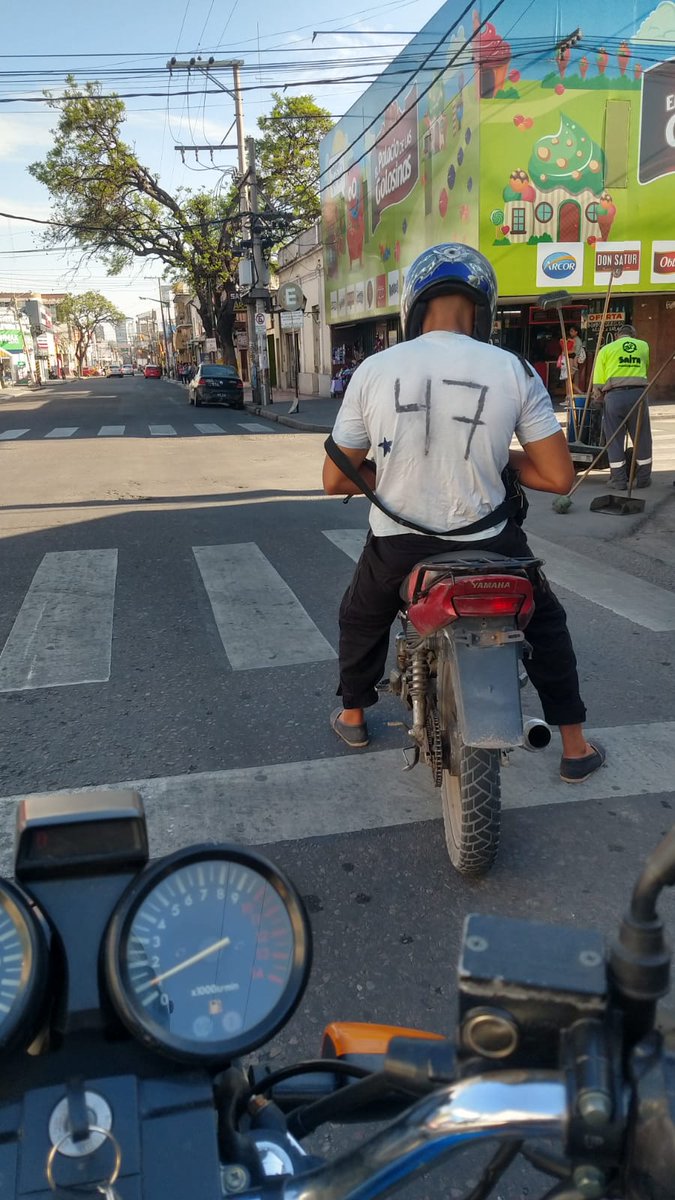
[[244, 387, 339, 433]]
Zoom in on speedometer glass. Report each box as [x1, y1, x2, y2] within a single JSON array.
[[0, 880, 49, 1052], [105, 846, 311, 1061]]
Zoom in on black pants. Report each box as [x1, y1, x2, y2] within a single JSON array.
[[338, 522, 586, 728]]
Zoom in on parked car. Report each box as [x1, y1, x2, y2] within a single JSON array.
[[107, 364, 124, 378], [121, 364, 134, 376], [144, 364, 162, 379], [188, 364, 244, 409]]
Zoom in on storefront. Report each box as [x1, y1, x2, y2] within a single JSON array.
[[320, 1, 675, 402]]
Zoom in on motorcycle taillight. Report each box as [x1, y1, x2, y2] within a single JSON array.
[[408, 575, 534, 637]]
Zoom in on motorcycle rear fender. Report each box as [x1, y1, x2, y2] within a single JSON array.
[[443, 628, 525, 749]]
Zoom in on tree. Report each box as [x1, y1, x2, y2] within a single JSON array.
[[257, 93, 333, 225], [30, 79, 241, 363], [57, 292, 125, 375]]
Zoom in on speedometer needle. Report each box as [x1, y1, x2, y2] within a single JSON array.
[[149, 936, 231, 986]]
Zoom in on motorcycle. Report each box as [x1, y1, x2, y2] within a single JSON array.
[[2, 787, 675, 1199], [388, 548, 551, 876]]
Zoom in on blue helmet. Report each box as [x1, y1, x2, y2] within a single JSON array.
[[401, 244, 498, 343]]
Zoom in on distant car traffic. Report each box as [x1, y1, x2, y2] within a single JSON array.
[[107, 364, 124, 378], [144, 364, 162, 379], [121, 364, 134, 376], [188, 364, 244, 409]]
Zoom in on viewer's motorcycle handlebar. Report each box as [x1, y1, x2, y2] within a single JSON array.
[[0, 789, 674, 1198]]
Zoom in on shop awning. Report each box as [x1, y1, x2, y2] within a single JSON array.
[[0, 347, 12, 358]]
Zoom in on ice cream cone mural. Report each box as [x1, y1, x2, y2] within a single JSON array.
[[557, 46, 571, 78], [634, 63, 643, 81], [597, 48, 609, 75], [597, 191, 617, 240], [618, 41, 631, 76], [579, 55, 589, 80], [476, 21, 512, 97]]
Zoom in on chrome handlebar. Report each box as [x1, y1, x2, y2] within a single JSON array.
[[283, 1073, 567, 1200]]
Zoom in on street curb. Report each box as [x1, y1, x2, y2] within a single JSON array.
[[244, 403, 331, 434]]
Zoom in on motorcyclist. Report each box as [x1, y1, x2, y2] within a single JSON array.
[[323, 243, 605, 784]]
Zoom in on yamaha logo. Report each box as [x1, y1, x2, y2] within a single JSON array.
[[469, 580, 511, 589]]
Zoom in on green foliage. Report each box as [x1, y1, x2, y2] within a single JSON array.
[[57, 290, 125, 370], [495, 87, 520, 99], [527, 234, 554, 244], [492, 236, 512, 245], [541, 72, 639, 91], [257, 93, 333, 225]]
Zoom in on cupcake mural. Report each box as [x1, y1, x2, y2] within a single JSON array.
[[498, 114, 612, 244]]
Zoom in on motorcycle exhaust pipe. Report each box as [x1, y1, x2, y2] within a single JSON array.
[[522, 718, 552, 752]]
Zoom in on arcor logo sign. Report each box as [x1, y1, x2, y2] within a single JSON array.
[[638, 61, 675, 184], [542, 251, 578, 279]]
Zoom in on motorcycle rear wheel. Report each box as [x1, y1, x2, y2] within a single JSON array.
[[438, 657, 501, 876]]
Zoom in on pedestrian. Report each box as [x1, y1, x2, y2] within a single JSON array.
[[567, 324, 586, 390], [330, 368, 344, 399], [592, 323, 651, 489], [323, 242, 605, 784]]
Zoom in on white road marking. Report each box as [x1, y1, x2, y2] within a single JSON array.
[[149, 425, 177, 436], [239, 422, 274, 433], [0, 549, 118, 692], [527, 535, 675, 632], [194, 423, 226, 435], [0, 720, 671, 857], [45, 427, 77, 438], [323, 529, 366, 562], [325, 527, 675, 633], [98, 425, 126, 437], [0, 429, 29, 440], [193, 543, 336, 669]]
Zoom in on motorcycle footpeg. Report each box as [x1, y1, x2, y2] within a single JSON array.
[[402, 745, 420, 771]]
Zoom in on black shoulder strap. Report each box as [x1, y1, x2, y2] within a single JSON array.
[[504, 348, 535, 378], [324, 435, 513, 538]]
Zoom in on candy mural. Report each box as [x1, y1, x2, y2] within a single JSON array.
[[320, 0, 675, 322]]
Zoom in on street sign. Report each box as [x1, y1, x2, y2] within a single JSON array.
[[254, 313, 266, 328], [280, 310, 303, 331], [278, 282, 303, 312], [204, 337, 217, 352]]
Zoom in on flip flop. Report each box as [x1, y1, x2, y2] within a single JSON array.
[[330, 708, 369, 749], [560, 740, 606, 784]]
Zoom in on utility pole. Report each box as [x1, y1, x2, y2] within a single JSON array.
[[245, 136, 271, 407]]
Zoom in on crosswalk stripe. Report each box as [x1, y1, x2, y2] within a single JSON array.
[[526, 535, 675, 632], [194, 423, 226, 435], [0, 429, 29, 440], [0, 549, 118, 692], [323, 529, 366, 562], [149, 424, 177, 436], [45, 427, 77, 438], [324, 527, 675, 632], [98, 426, 126, 437], [193, 543, 337, 670], [0, 719, 670, 856], [239, 422, 274, 434]]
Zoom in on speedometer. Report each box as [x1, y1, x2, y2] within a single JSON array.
[[0, 880, 49, 1053], [104, 845, 311, 1062]]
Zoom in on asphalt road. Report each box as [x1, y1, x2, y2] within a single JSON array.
[[2, 375, 675, 1197]]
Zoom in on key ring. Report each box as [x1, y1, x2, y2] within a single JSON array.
[[46, 1126, 122, 1193]]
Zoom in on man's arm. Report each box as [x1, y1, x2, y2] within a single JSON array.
[[509, 430, 575, 494], [323, 446, 376, 496]]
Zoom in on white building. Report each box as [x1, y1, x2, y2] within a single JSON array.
[[274, 222, 331, 395]]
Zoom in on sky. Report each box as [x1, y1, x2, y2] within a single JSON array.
[[0, 0, 443, 317]]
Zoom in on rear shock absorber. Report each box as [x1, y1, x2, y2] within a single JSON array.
[[409, 648, 429, 743]]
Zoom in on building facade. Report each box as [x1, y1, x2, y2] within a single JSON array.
[[319, 0, 675, 398], [274, 223, 331, 395]]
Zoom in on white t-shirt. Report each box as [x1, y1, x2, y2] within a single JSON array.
[[331, 331, 561, 540]]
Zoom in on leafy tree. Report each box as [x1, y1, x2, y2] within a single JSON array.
[[57, 291, 125, 374], [257, 93, 333, 224], [30, 79, 241, 362]]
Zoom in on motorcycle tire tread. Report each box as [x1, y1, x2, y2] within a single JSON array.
[[442, 747, 501, 877]]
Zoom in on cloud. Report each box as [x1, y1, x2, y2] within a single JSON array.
[[633, 0, 675, 41], [0, 114, 55, 162]]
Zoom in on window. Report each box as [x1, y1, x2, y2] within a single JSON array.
[[535, 202, 553, 224], [511, 207, 527, 234], [585, 202, 600, 223], [199, 365, 240, 379]]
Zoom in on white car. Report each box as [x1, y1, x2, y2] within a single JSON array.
[[107, 364, 124, 378], [121, 364, 134, 376]]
